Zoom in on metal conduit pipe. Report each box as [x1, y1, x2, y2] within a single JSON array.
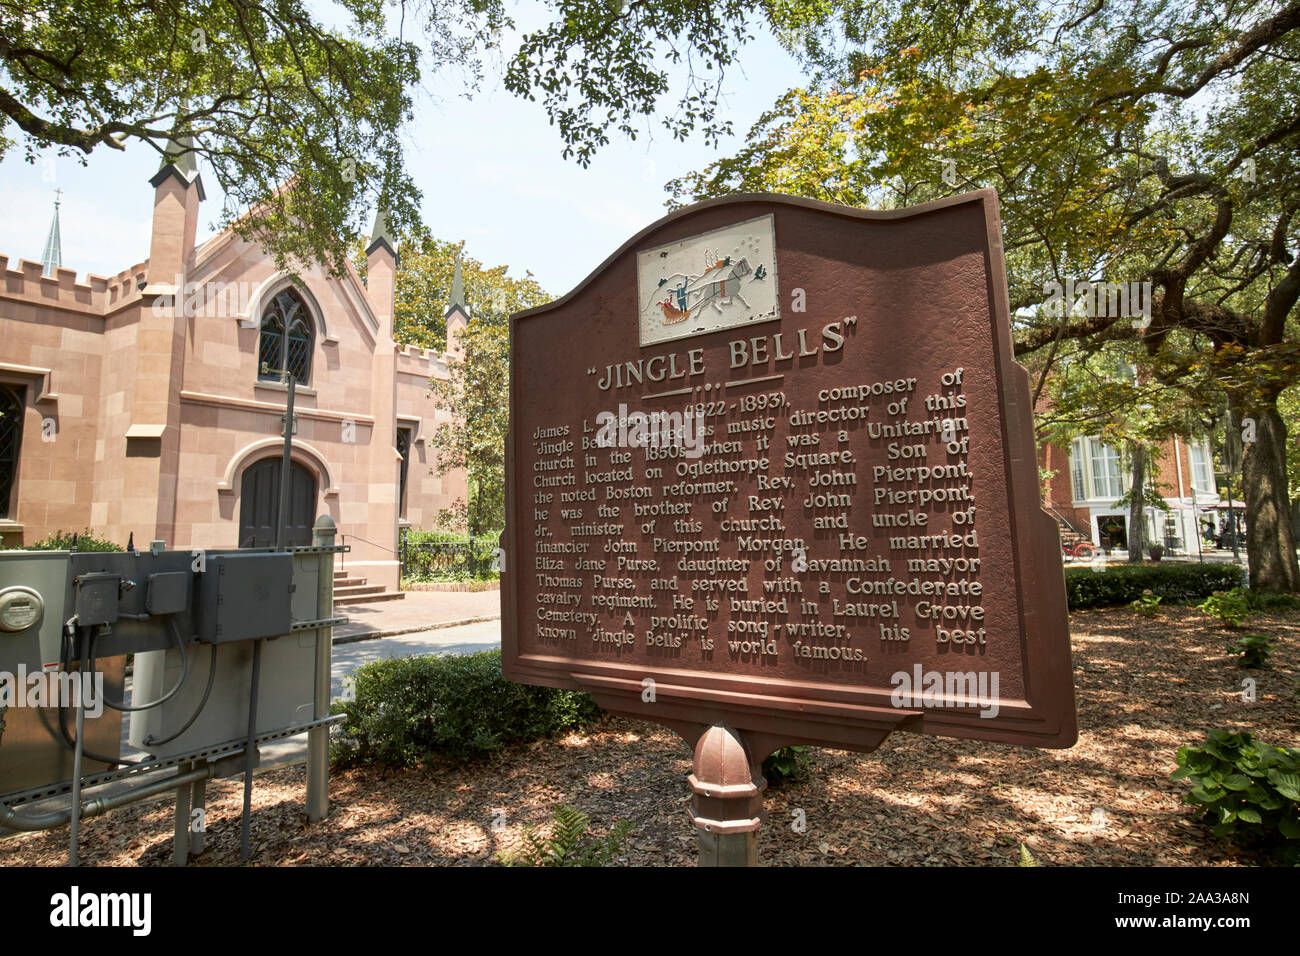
[[0, 762, 221, 833]]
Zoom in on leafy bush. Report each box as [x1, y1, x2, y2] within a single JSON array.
[[330, 649, 601, 768], [1130, 589, 1162, 617], [3, 529, 124, 552], [762, 745, 813, 786], [1171, 730, 1300, 864], [1244, 590, 1300, 614], [1063, 563, 1245, 610], [1227, 634, 1274, 669], [502, 805, 632, 867], [1198, 587, 1253, 628]]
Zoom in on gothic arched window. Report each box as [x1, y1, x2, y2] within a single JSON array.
[[258, 288, 313, 383], [0, 386, 23, 520]]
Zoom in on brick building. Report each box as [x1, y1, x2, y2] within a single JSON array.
[[0, 150, 468, 592], [1039, 430, 1222, 553]]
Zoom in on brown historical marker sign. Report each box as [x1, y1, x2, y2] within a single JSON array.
[[503, 191, 1076, 767]]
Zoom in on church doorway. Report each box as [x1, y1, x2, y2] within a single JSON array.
[[239, 458, 317, 548]]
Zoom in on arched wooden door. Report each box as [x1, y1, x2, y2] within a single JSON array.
[[238, 458, 317, 548]]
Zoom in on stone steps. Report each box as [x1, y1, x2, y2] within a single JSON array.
[[334, 590, 406, 606], [331, 567, 405, 606]]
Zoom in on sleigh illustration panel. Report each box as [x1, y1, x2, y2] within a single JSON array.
[[636, 214, 780, 347]]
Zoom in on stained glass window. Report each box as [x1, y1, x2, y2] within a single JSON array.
[[258, 289, 313, 383], [0, 386, 23, 520]]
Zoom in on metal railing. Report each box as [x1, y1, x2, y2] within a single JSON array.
[[399, 529, 499, 580]]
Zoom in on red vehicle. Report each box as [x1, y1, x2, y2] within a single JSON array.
[[1062, 538, 1096, 559]]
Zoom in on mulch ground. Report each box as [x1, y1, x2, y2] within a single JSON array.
[[2, 605, 1296, 866]]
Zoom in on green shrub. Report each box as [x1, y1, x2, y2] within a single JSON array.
[[1063, 563, 1245, 610], [3, 529, 124, 552], [1227, 633, 1274, 669], [1244, 591, 1300, 613], [1198, 587, 1253, 628], [330, 649, 601, 768], [762, 745, 813, 786], [1171, 730, 1300, 864], [501, 805, 632, 867]]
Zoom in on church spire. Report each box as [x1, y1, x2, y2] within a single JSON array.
[[365, 200, 398, 265], [41, 190, 63, 277], [449, 242, 466, 314], [444, 241, 469, 360], [148, 109, 206, 199]]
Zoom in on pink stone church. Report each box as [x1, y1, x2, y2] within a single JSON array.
[[0, 149, 469, 592]]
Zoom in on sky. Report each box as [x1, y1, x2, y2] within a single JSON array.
[[0, 4, 807, 300]]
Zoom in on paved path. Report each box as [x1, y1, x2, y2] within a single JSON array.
[[329, 619, 502, 700], [109, 618, 503, 770], [334, 588, 501, 642]]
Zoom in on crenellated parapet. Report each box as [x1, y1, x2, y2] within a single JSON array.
[[0, 255, 148, 317], [396, 343, 452, 380]]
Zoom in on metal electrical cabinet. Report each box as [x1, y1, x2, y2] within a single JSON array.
[[0, 537, 342, 838], [129, 630, 316, 759], [0, 552, 124, 795], [196, 553, 293, 644]]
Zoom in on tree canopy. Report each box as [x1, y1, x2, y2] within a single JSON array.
[[2, 0, 779, 273], [669, 0, 1300, 590], [355, 234, 548, 534]]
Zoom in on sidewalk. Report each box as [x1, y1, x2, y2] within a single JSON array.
[[333, 588, 502, 643]]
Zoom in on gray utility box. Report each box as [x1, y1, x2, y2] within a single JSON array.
[[197, 553, 293, 644], [0, 551, 125, 796], [129, 631, 316, 760]]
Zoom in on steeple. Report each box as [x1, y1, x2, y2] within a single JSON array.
[[444, 241, 469, 360], [148, 132, 206, 199], [365, 202, 399, 266], [41, 190, 63, 277], [449, 243, 466, 313]]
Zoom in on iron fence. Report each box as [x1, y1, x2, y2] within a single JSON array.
[[400, 530, 499, 580]]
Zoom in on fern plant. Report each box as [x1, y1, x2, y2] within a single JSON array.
[[762, 745, 813, 786], [502, 805, 632, 867]]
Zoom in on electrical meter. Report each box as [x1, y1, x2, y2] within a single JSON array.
[[0, 586, 44, 632]]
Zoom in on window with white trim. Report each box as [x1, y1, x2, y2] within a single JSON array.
[[1070, 438, 1086, 501], [0, 385, 22, 519], [258, 288, 314, 384], [1189, 439, 1216, 494], [1088, 439, 1124, 499], [1067, 436, 1129, 502]]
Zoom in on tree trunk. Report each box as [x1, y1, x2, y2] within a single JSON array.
[[1238, 397, 1300, 592], [1127, 441, 1148, 563]]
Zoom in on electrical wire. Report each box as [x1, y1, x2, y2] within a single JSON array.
[[57, 624, 140, 768], [142, 642, 218, 748], [96, 618, 189, 712]]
